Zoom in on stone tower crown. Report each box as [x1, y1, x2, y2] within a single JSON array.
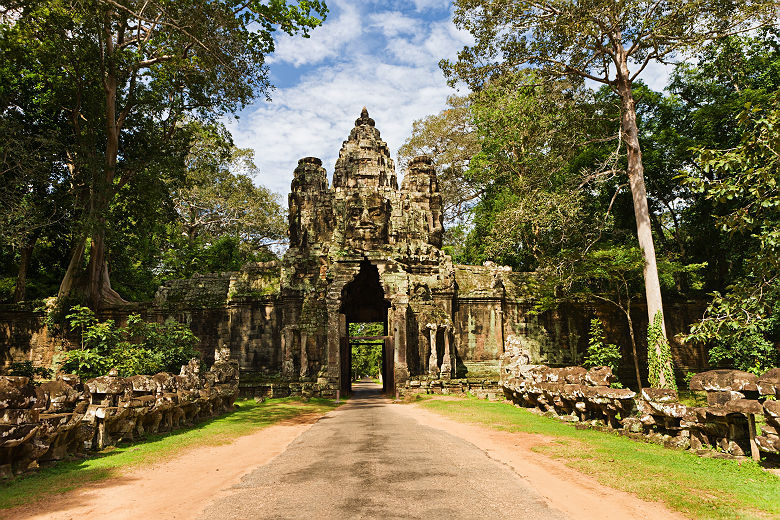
[[288, 108, 444, 251], [332, 108, 397, 189]]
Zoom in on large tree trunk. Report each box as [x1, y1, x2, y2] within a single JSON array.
[[13, 237, 37, 303], [57, 16, 126, 310], [58, 238, 87, 301], [615, 54, 673, 388]]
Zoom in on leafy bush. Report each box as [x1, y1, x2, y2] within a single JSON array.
[[583, 318, 621, 376], [61, 311, 200, 379], [0, 277, 15, 303], [708, 329, 778, 376], [8, 361, 53, 384]]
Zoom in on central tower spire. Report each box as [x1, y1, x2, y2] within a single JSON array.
[[332, 108, 397, 189]]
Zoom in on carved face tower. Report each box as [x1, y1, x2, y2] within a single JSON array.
[[331, 108, 397, 250], [286, 108, 444, 254]]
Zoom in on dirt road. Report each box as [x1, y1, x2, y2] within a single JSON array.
[[3, 383, 685, 519]]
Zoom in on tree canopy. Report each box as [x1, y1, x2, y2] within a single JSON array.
[[0, 0, 326, 307]]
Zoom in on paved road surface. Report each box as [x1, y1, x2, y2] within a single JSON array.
[[200, 383, 568, 520]]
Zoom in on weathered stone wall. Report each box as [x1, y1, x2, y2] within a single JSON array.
[[0, 352, 239, 478], [0, 295, 712, 390], [500, 300, 710, 387], [0, 306, 73, 369]]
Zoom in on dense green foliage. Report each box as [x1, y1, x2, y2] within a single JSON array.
[[683, 90, 780, 374], [60, 306, 200, 379], [583, 319, 621, 376], [0, 0, 325, 306], [349, 322, 383, 380]]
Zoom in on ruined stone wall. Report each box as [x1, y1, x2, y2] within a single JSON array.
[[0, 306, 73, 369], [500, 300, 709, 387], [0, 295, 711, 389]]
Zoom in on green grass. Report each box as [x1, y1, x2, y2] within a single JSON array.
[[0, 397, 338, 510], [420, 398, 780, 520]]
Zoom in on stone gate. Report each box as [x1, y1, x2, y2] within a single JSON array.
[[144, 109, 708, 396]]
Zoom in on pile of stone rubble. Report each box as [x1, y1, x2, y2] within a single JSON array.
[[500, 348, 779, 460], [0, 349, 239, 478]]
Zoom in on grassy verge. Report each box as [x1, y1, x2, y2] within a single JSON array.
[[419, 397, 780, 520], [0, 397, 338, 510]]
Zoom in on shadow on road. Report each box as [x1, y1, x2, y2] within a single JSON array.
[[344, 381, 387, 409]]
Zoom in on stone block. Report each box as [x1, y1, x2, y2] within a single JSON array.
[[689, 369, 758, 392], [585, 367, 616, 387], [0, 378, 37, 410], [0, 409, 39, 425], [640, 388, 678, 403], [706, 390, 744, 407], [723, 399, 763, 415], [757, 368, 780, 397]]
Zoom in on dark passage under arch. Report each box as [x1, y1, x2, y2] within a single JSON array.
[[339, 260, 392, 394]]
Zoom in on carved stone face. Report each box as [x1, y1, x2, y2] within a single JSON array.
[[345, 192, 389, 247]]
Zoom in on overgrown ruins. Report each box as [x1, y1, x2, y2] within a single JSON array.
[[147, 108, 705, 397], [2, 109, 708, 397]]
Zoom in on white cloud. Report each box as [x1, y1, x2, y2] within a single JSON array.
[[367, 11, 423, 37], [267, 0, 362, 67], [230, 4, 470, 199], [409, 0, 452, 11]]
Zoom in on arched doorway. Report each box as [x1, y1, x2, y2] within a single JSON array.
[[339, 260, 392, 394]]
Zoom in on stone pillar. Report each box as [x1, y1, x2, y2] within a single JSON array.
[[300, 332, 309, 378], [427, 323, 439, 376], [497, 306, 506, 354], [393, 304, 409, 385], [327, 306, 341, 383], [440, 325, 453, 380], [282, 327, 294, 377]]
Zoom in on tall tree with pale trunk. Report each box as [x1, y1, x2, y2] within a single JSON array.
[[442, 0, 778, 388]]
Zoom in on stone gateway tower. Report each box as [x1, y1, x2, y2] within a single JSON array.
[[282, 108, 454, 394], [155, 109, 591, 397]]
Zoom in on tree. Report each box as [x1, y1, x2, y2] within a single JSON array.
[[443, 0, 777, 387], [0, 19, 73, 302], [3, 0, 326, 309], [398, 95, 481, 226], [684, 93, 780, 374], [173, 123, 286, 250], [637, 30, 780, 293]]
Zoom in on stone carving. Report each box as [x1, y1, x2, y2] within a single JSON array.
[[500, 353, 780, 460], [344, 191, 390, 247], [0, 351, 239, 477]]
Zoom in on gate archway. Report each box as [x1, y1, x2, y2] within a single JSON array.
[[338, 260, 392, 394]]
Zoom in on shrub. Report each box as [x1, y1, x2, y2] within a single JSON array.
[[8, 361, 53, 384], [583, 318, 621, 376], [708, 330, 778, 376], [61, 312, 200, 379]]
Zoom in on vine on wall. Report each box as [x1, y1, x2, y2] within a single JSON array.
[[647, 311, 676, 390]]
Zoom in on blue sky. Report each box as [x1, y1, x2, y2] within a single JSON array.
[[229, 0, 673, 197]]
